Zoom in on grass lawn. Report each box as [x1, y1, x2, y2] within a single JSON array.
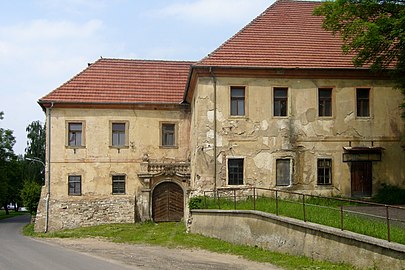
[[0, 209, 28, 220], [194, 196, 405, 245], [24, 222, 358, 270]]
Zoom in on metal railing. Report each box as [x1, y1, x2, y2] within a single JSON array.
[[200, 187, 405, 243]]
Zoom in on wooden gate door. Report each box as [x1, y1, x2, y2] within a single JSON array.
[[351, 162, 372, 197], [152, 182, 184, 222]]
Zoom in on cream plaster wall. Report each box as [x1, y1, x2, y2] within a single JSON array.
[[191, 76, 405, 196]]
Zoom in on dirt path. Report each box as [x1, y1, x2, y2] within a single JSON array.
[[39, 238, 282, 270]]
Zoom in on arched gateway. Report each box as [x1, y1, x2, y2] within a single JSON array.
[[152, 182, 184, 222]]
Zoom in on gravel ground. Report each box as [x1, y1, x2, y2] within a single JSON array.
[[39, 237, 282, 270]]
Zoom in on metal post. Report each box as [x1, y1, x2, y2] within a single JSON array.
[[276, 190, 279, 216], [386, 206, 391, 242], [340, 205, 344, 231], [233, 189, 236, 210], [303, 194, 306, 222], [204, 191, 207, 208], [217, 190, 221, 209], [253, 187, 256, 210]]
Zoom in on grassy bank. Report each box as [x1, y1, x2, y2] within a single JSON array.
[[0, 210, 27, 220], [192, 196, 405, 245], [24, 222, 358, 270]]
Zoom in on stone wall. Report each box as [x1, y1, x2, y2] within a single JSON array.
[[46, 196, 136, 231], [189, 209, 405, 270]]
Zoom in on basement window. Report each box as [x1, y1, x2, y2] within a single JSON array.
[[68, 175, 82, 196], [112, 175, 126, 194], [228, 158, 244, 185]]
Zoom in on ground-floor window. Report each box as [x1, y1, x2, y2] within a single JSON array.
[[228, 158, 244, 185], [112, 175, 126, 194], [317, 158, 332, 185], [68, 175, 82, 195], [276, 159, 291, 186]]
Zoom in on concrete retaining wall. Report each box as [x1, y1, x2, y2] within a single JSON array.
[[189, 210, 405, 270]]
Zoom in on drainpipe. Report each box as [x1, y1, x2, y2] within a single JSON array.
[[209, 68, 217, 193], [45, 102, 54, 232]]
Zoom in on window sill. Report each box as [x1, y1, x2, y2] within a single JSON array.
[[66, 146, 86, 149], [68, 194, 82, 196], [159, 145, 178, 149], [112, 193, 126, 195], [109, 145, 129, 149], [272, 116, 289, 119]]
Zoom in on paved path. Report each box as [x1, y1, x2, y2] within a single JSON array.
[[0, 215, 280, 270]]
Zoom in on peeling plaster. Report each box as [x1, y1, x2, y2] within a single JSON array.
[[261, 120, 269, 130], [253, 152, 272, 170]]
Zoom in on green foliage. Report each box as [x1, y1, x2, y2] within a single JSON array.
[[25, 121, 46, 185], [20, 180, 41, 214], [188, 196, 204, 209], [314, 0, 405, 117], [372, 183, 405, 204], [25, 222, 356, 270]]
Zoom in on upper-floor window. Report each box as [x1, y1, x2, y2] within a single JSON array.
[[274, 87, 288, 117], [228, 158, 244, 185], [276, 159, 291, 186], [111, 122, 127, 147], [68, 175, 82, 196], [112, 175, 125, 194], [68, 123, 83, 147], [318, 88, 332, 117], [161, 123, 176, 147], [317, 159, 332, 185], [230, 87, 245, 116], [356, 88, 370, 117]]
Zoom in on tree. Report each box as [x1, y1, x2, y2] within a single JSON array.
[[0, 112, 17, 214], [20, 179, 41, 215], [25, 121, 46, 184], [314, 0, 405, 116]]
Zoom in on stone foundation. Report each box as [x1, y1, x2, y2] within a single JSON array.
[[35, 195, 136, 232]]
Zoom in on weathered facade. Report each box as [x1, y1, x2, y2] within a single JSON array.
[[35, 0, 404, 232]]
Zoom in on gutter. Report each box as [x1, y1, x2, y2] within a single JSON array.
[[45, 102, 54, 232], [209, 67, 217, 193]]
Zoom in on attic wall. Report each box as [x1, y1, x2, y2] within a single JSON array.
[[190, 76, 405, 196]]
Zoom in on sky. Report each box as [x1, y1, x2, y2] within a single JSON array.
[[0, 0, 274, 155]]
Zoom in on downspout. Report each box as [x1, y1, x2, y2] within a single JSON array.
[[209, 68, 217, 193], [45, 102, 54, 233]]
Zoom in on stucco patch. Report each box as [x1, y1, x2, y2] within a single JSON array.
[[261, 120, 269, 130], [305, 108, 316, 122], [253, 152, 272, 170]]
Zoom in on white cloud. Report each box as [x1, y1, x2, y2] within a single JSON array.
[[149, 0, 271, 24]]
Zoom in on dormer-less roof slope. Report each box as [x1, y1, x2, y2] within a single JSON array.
[[39, 58, 194, 106], [197, 0, 356, 69]]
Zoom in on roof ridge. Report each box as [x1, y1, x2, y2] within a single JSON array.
[[98, 57, 196, 64], [196, 0, 289, 65]]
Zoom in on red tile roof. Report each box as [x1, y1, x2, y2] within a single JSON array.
[[197, 0, 357, 69], [39, 58, 194, 105]]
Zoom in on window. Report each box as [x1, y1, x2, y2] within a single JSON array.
[[112, 175, 126, 194], [111, 122, 127, 147], [162, 123, 176, 147], [228, 158, 244, 185], [317, 159, 332, 185], [276, 159, 291, 186], [68, 175, 81, 195], [318, 88, 332, 117], [68, 123, 83, 147], [274, 87, 288, 116], [356, 88, 370, 117], [230, 87, 245, 116]]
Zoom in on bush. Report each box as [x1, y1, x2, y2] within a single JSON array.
[[20, 180, 41, 214], [189, 196, 204, 209], [372, 184, 405, 205]]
